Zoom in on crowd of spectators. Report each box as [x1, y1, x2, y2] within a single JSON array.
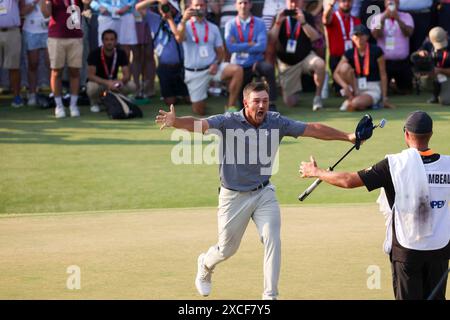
[[1, 0, 450, 118]]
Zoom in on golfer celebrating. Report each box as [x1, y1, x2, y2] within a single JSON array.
[[300, 111, 450, 300], [156, 82, 356, 300]]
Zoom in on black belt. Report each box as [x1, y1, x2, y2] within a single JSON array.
[[185, 66, 209, 72], [222, 180, 270, 193], [0, 27, 18, 32]]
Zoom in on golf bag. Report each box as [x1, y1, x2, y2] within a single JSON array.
[[103, 91, 143, 119]]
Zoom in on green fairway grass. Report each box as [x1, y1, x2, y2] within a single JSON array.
[[1, 93, 449, 214]]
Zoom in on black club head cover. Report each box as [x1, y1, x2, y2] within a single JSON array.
[[355, 114, 373, 150]]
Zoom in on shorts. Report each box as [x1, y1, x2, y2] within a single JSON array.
[[0, 28, 21, 69], [278, 51, 322, 97], [98, 13, 137, 46], [23, 31, 48, 51], [157, 64, 189, 98], [184, 62, 229, 103], [48, 37, 83, 69], [359, 81, 382, 104]]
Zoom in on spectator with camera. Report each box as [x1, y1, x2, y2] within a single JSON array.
[[416, 26, 450, 105], [86, 29, 136, 112], [41, 0, 84, 118], [370, 0, 414, 94], [323, 0, 361, 95], [136, 0, 189, 106], [22, 0, 50, 106], [333, 25, 393, 111], [269, 0, 326, 110], [173, 0, 243, 115], [0, 0, 25, 108], [225, 0, 278, 111]]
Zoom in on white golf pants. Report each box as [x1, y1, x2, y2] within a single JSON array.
[[203, 184, 281, 300]]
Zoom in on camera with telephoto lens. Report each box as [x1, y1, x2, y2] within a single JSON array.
[[159, 3, 170, 14]]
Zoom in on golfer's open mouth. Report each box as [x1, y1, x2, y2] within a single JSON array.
[[257, 110, 265, 117]]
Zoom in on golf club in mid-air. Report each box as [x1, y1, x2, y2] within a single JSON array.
[[298, 115, 387, 202]]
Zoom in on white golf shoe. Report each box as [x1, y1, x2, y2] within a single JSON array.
[[195, 253, 213, 297], [55, 105, 66, 118], [90, 105, 100, 113], [339, 100, 349, 112], [312, 95, 323, 111], [70, 105, 80, 117]]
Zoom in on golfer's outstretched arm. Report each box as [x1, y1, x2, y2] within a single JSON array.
[[303, 123, 356, 143], [299, 156, 364, 188], [155, 105, 209, 133]]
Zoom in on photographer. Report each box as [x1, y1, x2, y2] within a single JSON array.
[[225, 0, 278, 111], [269, 0, 326, 111], [370, 0, 414, 94], [416, 26, 450, 106], [86, 29, 136, 112], [136, 0, 189, 106], [173, 0, 243, 115]]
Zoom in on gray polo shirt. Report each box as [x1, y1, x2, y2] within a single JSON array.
[[206, 110, 307, 191]]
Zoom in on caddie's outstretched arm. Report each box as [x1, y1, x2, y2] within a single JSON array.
[[155, 105, 210, 133], [302, 123, 356, 143], [299, 156, 364, 188]]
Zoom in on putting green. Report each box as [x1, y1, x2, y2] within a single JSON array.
[[1, 204, 447, 299]]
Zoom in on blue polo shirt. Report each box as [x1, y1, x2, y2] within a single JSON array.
[[145, 11, 183, 65], [206, 110, 307, 191], [224, 16, 267, 68]]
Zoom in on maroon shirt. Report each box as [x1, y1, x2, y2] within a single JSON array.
[[48, 0, 83, 38]]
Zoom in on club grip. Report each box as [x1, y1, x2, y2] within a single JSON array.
[[298, 179, 323, 201]]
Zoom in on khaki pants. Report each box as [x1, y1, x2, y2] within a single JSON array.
[[86, 81, 136, 105], [203, 184, 281, 300]]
